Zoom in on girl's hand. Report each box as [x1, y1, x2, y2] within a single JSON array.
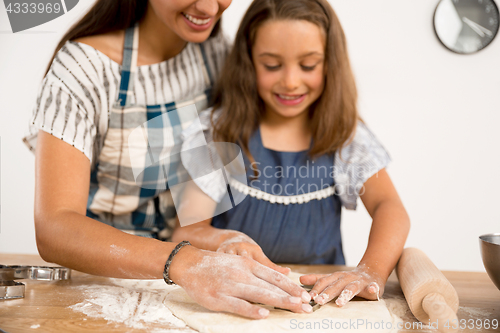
[[299, 265, 385, 307], [217, 234, 291, 275], [171, 247, 312, 319]]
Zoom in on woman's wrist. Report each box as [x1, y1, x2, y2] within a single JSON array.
[[217, 230, 255, 247], [168, 245, 203, 286]]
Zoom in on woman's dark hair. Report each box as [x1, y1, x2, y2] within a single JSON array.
[[211, 0, 359, 167], [45, 0, 221, 75]]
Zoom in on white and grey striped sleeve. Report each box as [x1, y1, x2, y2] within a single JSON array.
[[334, 121, 391, 210], [23, 42, 107, 164]]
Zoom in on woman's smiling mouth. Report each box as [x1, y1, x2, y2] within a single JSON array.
[[183, 13, 212, 26]]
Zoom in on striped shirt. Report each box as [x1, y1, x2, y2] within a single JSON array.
[[24, 34, 230, 166]]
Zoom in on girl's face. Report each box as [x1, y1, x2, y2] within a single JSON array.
[[252, 20, 326, 120], [149, 0, 232, 43]]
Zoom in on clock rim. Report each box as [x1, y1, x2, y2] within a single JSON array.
[[433, 0, 500, 54]]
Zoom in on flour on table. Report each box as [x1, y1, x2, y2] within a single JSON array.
[[69, 279, 189, 331], [458, 306, 492, 318], [70, 272, 407, 332], [163, 272, 405, 333]]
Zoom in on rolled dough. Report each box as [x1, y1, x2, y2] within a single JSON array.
[[163, 272, 403, 333]]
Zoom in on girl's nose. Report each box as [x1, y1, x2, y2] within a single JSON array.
[[194, 0, 219, 17], [283, 68, 300, 91]]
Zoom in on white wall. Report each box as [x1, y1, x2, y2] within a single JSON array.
[[0, 0, 498, 272]]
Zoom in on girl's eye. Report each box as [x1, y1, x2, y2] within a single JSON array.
[[264, 64, 281, 71], [301, 65, 316, 71]]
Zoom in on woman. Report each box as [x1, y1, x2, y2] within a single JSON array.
[[23, 0, 311, 318]]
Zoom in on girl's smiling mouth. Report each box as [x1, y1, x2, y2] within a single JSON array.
[[274, 93, 307, 106]]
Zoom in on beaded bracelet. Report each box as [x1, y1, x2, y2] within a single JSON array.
[[163, 240, 191, 285]]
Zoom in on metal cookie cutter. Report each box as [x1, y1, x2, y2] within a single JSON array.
[[301, 284, 321, 312], [0, 265, 71, 300]]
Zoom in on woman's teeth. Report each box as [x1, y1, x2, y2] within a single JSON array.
[[183, 13, 211, 25], [278, 94, 304, 100]]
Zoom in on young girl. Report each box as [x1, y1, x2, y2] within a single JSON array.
[[22, 0, 313, 319], [173, 0, 411, 308]]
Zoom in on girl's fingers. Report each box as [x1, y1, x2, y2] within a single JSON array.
[[252, 248, 290, 275], [252, 263, 311, 303], [218, 243, 285, 275], [269, 263, 291, 275], [216, 246, 233, 254], [237, 249, 248, 256], [313, 275, 364, 305], [219, 243, 290, 276], [335, 281, 363, 307], [303, 271, 384, 304], [308, 273, 344, 299], [218, 244, 239, 255], [234, 246, 289, 275], [299, 273, 328, 286], [313, 278, 346, 305], [357, 282, 382, 301], [366, 282, 379, 296]]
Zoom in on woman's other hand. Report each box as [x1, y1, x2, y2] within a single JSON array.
[[217, 234, 290, 275]]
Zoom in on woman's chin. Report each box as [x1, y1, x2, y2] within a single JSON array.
[[177, 18, 217, 43], [179, 30, 214, 43]]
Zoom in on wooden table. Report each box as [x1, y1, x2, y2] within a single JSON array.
[[1, 254, 499, 333]]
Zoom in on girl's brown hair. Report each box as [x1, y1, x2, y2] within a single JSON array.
[[45, 0, 221, 75], [211, 0, 359, 165]]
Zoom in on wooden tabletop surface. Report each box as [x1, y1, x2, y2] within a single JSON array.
[[0, 254, 499, 333]]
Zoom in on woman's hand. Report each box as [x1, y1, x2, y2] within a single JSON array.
[[217, 234, 291, 275], [299, 265, 385, 307], [170, 247, 312, 319]]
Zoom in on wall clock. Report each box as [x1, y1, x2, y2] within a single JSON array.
[[434, 0, 500, 54]]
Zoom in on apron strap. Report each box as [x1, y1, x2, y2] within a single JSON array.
[[97, 25, 138, 169], [117, 24, 139, 107], [117, 25, 213, 104]]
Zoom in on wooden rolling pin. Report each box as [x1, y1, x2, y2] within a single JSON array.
[[396, 248, 459, 333]]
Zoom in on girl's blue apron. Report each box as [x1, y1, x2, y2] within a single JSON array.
[[212, 128, 345, 265]]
